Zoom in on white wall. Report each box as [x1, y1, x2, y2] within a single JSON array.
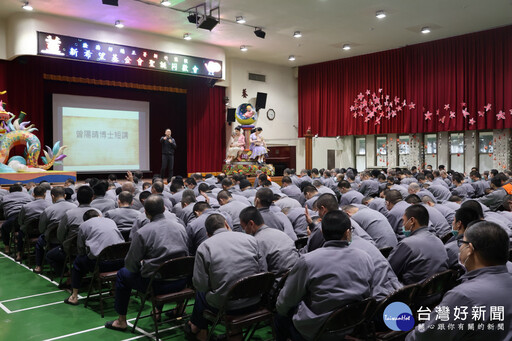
[[223, 57, 298, 149], [5, 12, 226, 79], [0, 21, 6, 60]]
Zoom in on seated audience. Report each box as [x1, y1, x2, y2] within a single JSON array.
[[388, 205, 448, 284], [406, 221, 512, 340], [105, 195, 189, 332], [185, 214, 266, 340]]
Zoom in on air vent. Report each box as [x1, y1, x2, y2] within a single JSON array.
[[248, 73, 266, 82]]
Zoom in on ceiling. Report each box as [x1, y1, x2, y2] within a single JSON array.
[[1, 0, 512, 66]]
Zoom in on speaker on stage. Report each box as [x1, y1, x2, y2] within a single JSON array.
[[227, 108, 236, 123], [256, 92, 267, 111]]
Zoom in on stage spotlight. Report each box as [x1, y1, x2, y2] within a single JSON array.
[[293, 31, 302, 38], [114, 20, 124, 28], [161, 0, 171, 6], [188, 13, 199, 24], [183, 33, 191, 40], [236, 16, 246, 24], [421, 26, 431, 34], [376, 10, 386, 19], [254, 27, 266, 39], [342, 44, 351, 50], [288, 55, 296, 61], [240, 45, 248, 52]]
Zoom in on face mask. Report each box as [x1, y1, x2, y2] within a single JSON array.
[[451, 229, 459, 237], [402, 218, 412, 237], [458, 246, 470, 271]]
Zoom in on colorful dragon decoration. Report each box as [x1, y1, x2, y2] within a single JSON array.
[[0, 91, 66, 172]]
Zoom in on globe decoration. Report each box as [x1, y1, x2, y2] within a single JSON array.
[[235, 103, 258, 125]]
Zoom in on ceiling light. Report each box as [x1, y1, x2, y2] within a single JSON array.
[[342, 44, 351, 50], [240, 45, 248, 52], [293, 31, 302, 38], [288, 55, 296, 61], [421, 26, 431, 34], [22, 1, 33, 10], [376, 10, 386, 19], [236, 16, 246, 24], [183, 33, 191, 40], [161, 0, 171, 6], [254, 27, 266, 39], [114, 20, 124, 28]]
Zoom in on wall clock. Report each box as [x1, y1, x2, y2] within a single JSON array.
[[267, 109, 276, 120]]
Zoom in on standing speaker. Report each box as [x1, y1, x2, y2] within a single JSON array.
[[256, 92, 267, 111], [227, 108, 236, 122]]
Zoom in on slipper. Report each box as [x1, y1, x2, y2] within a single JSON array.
[[63, 298, 79, 306], [32, 268, 42, 274], [105, 320, 127, 332], [183, 322, 199, 338]]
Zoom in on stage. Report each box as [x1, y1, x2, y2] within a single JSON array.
[[0, 171, 77, 185]]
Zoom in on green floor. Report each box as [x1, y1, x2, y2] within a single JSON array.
[[0, 250, 274, 340]]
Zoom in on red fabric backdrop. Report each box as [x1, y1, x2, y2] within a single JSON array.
[[0, 56, 225, 175], [299, 25, 512, 137]]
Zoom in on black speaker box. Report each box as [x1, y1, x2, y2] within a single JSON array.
[[227, 108, 236, 122], [256, 92, 267, 111], [102, 0, 118, 6]]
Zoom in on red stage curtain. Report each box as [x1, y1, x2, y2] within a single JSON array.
[[299, 25, 512, 137], [187, 86, 226, 173]]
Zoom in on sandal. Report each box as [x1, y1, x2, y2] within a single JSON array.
[[105, 320, 127, 332]]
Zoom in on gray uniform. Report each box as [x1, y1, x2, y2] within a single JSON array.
[[193, 228, 266, 310], [239, 188, 257, 198], [388, 227, 449, 285], [358, 179, 379, 197], [290, 175, 302, 187], [339, 190, 364, 206], [452, 185, 469, 200], [39, 199, 77, 243], [218, 199, 250, 232], [350, 236, 403, 298], [57, 205, 102, 243], [444, 234, 463, 268], [281, 185, 302, 202], [77, 217, 124, 259], [258, 207, 297, 241], [317, 185, 335, 196], [18, 198, 51, 234], [125, 213, 189, 278], [406, 265, 512, 341], [274, 196, 302, 210], [90, 196, 116, 214], [387, 200, 411, 235], [431, 203, 455, 226], [432, 177, 449, 189], [305, 193, 320, 210], [276, 240, 383, 340], [129, 210, 184, 239], [285, 207, 309, 238], [416, 189, 436, 202], [367, 197, 389, 217], [423, 204, 451, 238], [391, 184, 409, 199], [186, 209, 233, 256], [253, 225, 299, 278], [0, 191, 33, 218], [479, 187, 507, 211], [104, 206, 140, 232], [428, 185, 452, 202], [350, 207, 398, 249]]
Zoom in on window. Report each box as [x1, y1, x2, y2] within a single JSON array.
[[376, 136, 387, 167], [424, 134, 437, 169], [398, 135, 410, 167], [478, 132, 494, 172], [450, 133, 464, 172], [355, 137, 366, 171]]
